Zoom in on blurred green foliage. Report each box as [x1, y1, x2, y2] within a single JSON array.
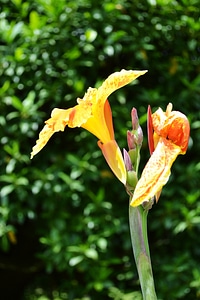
[[0, 0, 200, 299]]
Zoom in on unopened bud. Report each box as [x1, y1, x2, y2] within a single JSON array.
[[127, 108, 143, 150], [136, 126, 143, 146], [127, 130, 136, 150], [123, 148, 133, 171], [131, 108, 139, 130]]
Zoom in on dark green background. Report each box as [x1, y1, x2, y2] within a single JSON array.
[[0, 0, 200, 299]]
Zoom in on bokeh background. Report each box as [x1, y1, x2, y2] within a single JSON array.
[[0, 0, 200, 299]]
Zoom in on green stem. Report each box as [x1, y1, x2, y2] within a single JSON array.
[[129, 204, 157, 300]]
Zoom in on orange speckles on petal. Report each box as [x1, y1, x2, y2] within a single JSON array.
[[30, 108, 71, 158], [68, 100, 93, 128], [164, 113, 190, 153], [98, 70, 148, 101], [130, 138, 181, 207], [31, 69, 147, 159], [152, 104, 190, 153], [131, 103, 190, 207], [31, 69, 147, 184]]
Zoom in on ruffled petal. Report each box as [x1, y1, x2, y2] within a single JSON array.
[[70, 87, 95, 127], [152, 104, 190, 153], [31, 108, 72, 158], [31, 69, 148, 166]]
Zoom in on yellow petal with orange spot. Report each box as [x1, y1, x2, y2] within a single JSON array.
[[130, 138, 181, 207], [31, 69, 147, 160], [30, 108, 73, 158], [98, 69, 147, 101]]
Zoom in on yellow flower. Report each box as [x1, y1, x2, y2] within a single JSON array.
[[31, 69, 147, 184], [130, 103, 190, 207]]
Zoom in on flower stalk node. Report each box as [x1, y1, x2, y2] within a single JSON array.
[[142, 197, 155, 211]]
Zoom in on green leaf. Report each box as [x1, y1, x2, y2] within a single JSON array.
[[11, 96, 23, 111], [84, 248, 98, 260], [29, 11, 41, 30], [0, 185, 15, 197], [69, 256, 84, 266]]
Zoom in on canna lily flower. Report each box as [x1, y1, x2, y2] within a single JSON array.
[[31, 69, 147, 184], [130, 103, 190, 207]]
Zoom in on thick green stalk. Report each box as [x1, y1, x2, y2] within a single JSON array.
[[129, 204, 157, 300]]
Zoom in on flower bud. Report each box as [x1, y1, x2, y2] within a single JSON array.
[[136, 126, 143, 146], [127, 130, 136, 150], [131, 108, 139, 130], [123, 148, 133, 171], [127, 108, 143, 151]]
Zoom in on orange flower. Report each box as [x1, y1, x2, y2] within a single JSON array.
[[31, 69, 147, 184], [130, 103, 190, 207]]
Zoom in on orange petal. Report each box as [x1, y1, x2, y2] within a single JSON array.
[[161, 111, 190, 153], [98, 140, 126, 185], [103, 100, 115, 140], [147, 105, 154, 155], [130, 138, 181, 207], [152, 105, 190, 153]]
